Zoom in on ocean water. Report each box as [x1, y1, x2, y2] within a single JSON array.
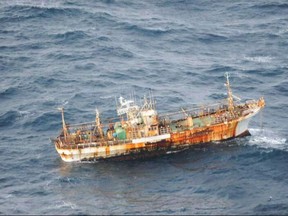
[[1, 0, 288, 214]]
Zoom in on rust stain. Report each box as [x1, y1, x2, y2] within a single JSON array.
[[105, 146, 110, 156]]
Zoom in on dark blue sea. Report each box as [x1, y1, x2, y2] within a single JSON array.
[[1, 0, 288, 214]]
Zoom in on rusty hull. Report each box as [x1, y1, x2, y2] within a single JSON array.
[[55, 113, 254, 162], [54, 96, 265, 162]]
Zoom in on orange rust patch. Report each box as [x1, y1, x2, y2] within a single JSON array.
[[105, 146, 110, 156], [170, 120, 238, 145], [61, 152, 72, 161]]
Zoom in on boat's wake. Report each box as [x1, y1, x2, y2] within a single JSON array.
[[248, 128, 287, 151]]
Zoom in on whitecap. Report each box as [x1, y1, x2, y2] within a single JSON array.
[[99, 95, 113, 99], [17, 110, 37, 120], [248, 128, 287, 151], [55, 200, 77, 209], [4, 0, 62, 8], [18, 110, 30, 116], [279, 28, 288, 35], [62, 100, 69, 106], [244, 56, 273, 63]]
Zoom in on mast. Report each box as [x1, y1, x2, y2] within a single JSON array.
[[58, 107, 68, 140], [224, 72, 234, 112], [95, 108, 103, 138]]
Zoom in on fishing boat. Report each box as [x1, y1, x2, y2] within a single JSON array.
[[51, 73, 265, 162]]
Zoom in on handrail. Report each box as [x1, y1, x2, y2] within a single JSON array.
[[59, 99, 254, 129]]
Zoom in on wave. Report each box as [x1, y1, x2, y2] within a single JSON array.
[[52, 30, 89, 40], [207, 65, 237, 73], [55, 200, 77, 210], [0, 87, 18, 99], [99, 95, 114, 99], [0, 109, 39, 128], [120, 22, 173, 36], [90, 11, 117, 23], [34, 77, 59, 87], [0, 111, 21, 127], [231, 31, 280, 42], [0, 40, 49, 51], [45, 52, 90, 61], [278, 24, 288, 35], [1, 5, 84, 22], [251, 2, 288, 10], [198, 33, 229, 43], [155, 0, 204, 11], [208, 93, 226, 100], [96, 46, 134, 58], [22, 111, 60, 132], [243, 68, 283, 78], [273, 81, 288, 96], [254, 203, 288, 215], [248, 128, 287, 151], [74, 63, 96, 70], [97, 36, 111, 41], [244, 56, 273, 63], [0, 29, 16, 34]]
